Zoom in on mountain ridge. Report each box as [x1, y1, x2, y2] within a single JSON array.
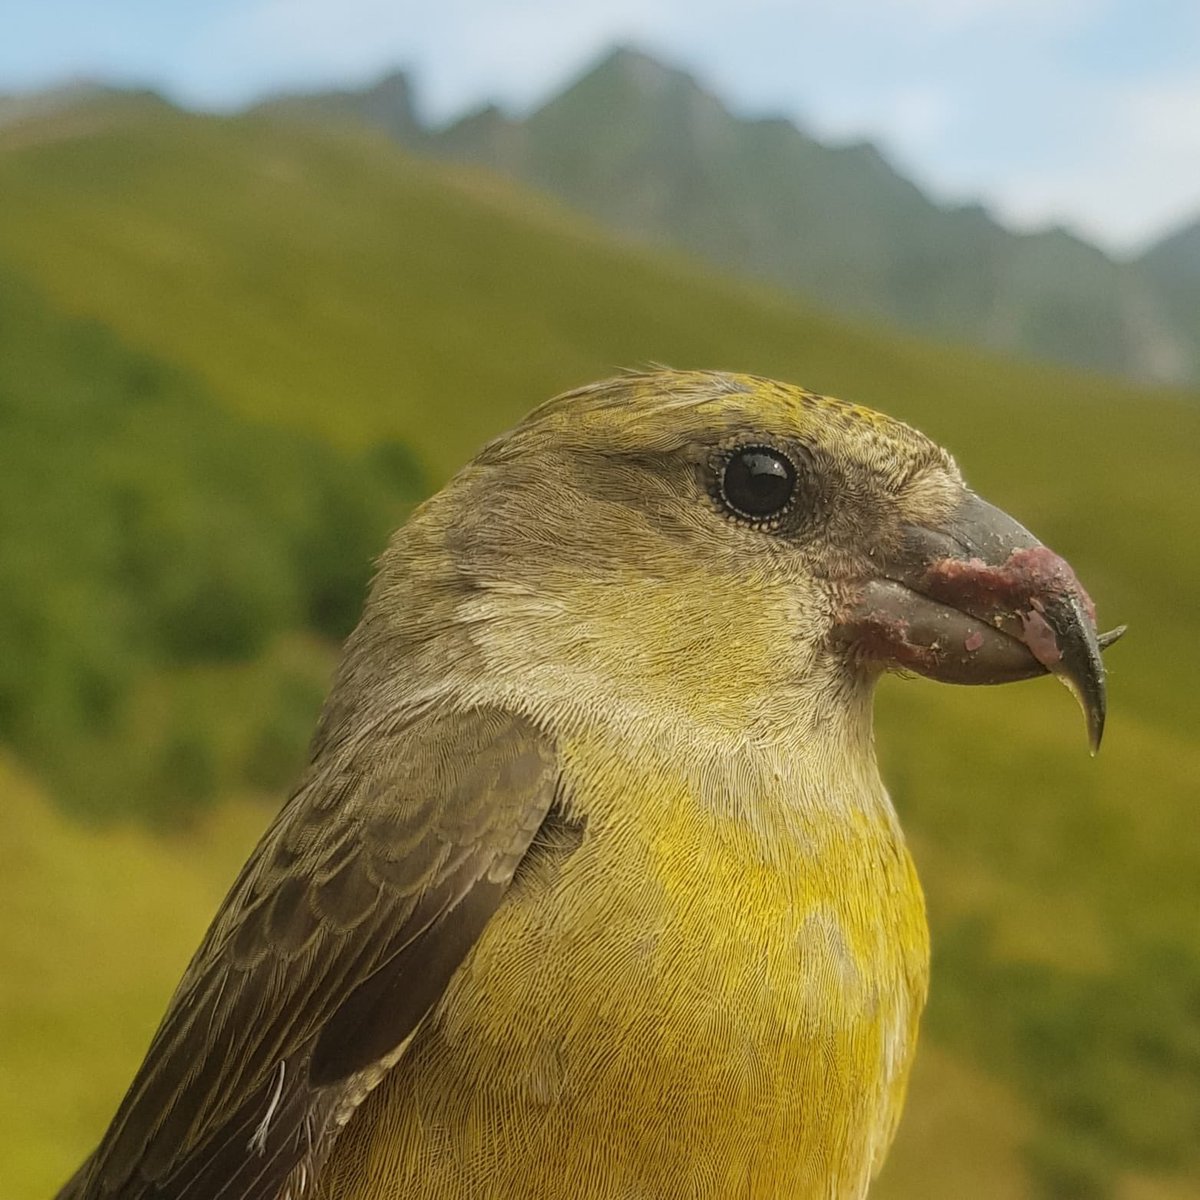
[[248, 44, 1199, 385]]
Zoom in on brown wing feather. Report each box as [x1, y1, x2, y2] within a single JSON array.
[[61, 705, 559, 1200]]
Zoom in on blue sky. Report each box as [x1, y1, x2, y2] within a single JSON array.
[[3, 0, 1199, 254]]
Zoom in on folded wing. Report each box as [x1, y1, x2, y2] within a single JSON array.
[[61, 705, 560, 1200]]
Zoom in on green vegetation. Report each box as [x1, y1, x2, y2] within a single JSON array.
[[0, 97, 1196, 1199], [0, 267, 423, 820]]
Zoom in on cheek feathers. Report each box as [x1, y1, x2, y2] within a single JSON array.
[[894, 462, 963, 529]]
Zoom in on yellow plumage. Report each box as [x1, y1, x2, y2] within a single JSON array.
[[330, 724, 929, 1197]]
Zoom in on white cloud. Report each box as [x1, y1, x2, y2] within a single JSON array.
[[1122, 77, 1200, 157], [882, 0, 1087, 31], [813, 0, 1090, 38], [975, 75, 1200, 252]]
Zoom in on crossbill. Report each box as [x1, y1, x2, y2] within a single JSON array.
[[60, 370, 1118, 1200]]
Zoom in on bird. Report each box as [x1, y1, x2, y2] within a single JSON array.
[[59, 369, 1120, 1200]]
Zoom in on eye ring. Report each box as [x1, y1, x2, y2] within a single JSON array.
[[717, 444, 798, 524]]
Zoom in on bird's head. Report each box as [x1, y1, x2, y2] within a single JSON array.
[[375, 370, 1120, 755]]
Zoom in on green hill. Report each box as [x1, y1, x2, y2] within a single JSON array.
[[0, 97, 1197, 1200]]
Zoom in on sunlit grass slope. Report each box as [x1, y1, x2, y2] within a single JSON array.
[[0, 100, 1196, 1199], [0, 758, 269, 1198]]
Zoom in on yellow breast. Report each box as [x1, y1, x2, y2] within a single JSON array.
[[324, 731, 929, 1200]]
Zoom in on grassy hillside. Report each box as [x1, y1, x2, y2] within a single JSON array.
[[0, 99, 1197, 1199]]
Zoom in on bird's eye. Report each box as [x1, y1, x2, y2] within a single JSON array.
[[719, 445, 797, 522]]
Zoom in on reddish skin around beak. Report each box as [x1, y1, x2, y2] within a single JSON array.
[[921, 544, 1097, 666], [836, 492, 1124, 753]]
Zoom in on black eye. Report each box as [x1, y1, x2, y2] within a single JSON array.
[[719, 445, 797, 521]]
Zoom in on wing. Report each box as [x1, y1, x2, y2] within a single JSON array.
[[63, 705, 560, 1200]]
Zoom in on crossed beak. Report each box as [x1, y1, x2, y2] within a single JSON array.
[[836, 492, 1126, 753]]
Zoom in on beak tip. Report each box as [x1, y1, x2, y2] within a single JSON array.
[[1086, 625, 1125, 755], [1074, 672, 1107, 757]]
